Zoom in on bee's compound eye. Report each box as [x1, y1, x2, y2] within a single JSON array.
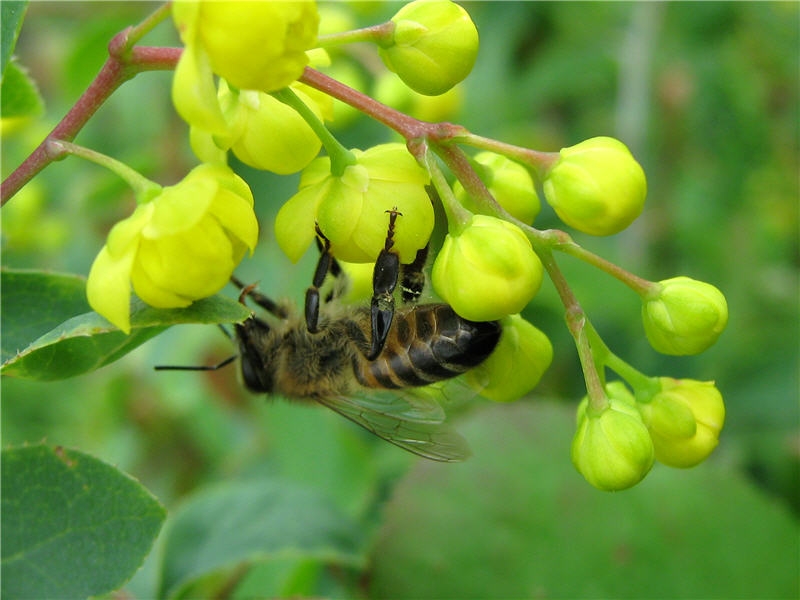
[[239, 350, 271, 392], [235, 319, 274, 393]]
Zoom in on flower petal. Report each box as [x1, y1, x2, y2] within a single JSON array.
[[86, 245, 136, 333]]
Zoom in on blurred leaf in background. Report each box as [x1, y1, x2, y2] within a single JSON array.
[[1, 2, 797, 598]]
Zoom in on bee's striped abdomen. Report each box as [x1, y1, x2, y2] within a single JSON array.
[[354, 304, 501, 389]]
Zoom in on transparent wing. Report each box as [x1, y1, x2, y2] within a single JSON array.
[[415, 374, 485, 411], [315, 390, 471, 463]]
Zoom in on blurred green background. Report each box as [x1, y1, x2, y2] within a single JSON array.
[[2, 2, 798, 598]]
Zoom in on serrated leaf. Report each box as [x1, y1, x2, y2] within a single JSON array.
[[369, 402, 800, 599], [1, 444, 166, 600], [1, 59, 44, 119], [1, 0, 27, 79], [1, 269, 252, 380], [158, 480, 365, 599]]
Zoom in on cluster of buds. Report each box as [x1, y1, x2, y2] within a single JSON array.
[[75, 0, 728, 490], [572, 378, 725, 490]]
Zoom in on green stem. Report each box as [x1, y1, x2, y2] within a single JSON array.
[[272, 87, 356, 176], [452, 132, 559, 180], [1, 5, 180, 206], [48, 140, 161, 201], [124, 2, 173, 49], [553, 240, 655, 296], [537, 246, 608, 413], [422, 148, 472, 234], [317, 22, 394, 48], [581, 318, 658, 400]]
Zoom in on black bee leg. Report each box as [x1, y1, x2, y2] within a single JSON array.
[[400, 244, 428, 304], [368, 208, 402, 360], [230, 276, 288, 319], [305, 224, 339, 333], [314, 234, 344, 302]]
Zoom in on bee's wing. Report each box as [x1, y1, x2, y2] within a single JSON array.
[[332, 387, 446, 424], [315, 391, 471, 463]]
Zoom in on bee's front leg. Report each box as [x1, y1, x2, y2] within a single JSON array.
[[368, 208, 402, 360]]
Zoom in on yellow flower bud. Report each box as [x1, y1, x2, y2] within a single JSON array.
[[86, 164, 258, 333], [453, 152, 541, 224], [378, 0, 479, 96], [431, 215, 543, 321], [642, 276, 728, 355], [275, 144, 433, 264], [218, 83, 322, 174], [542, 136, 647, 236], [174, 0, 319, 94], [638, 378, 725, 468], [465, 314, 552, 402], [572, 382, 655, 491]]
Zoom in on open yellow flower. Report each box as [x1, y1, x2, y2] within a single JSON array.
[[87, 164, 258, 333], [275, 143, 433, 264]]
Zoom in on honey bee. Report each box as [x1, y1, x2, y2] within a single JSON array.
[[234, 284, 500, 461], [160, 209, 501, 461]]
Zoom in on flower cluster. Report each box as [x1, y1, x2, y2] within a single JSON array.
[[75, 0, 728, 489]]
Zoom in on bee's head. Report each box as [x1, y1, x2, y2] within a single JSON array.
[[235, 316, 276, 393]]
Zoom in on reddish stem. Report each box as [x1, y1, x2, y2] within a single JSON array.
[[299, 66, 467, 143], [0, 31, 181, 206]]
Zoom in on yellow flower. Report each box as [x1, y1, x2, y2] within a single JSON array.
[[171, 0, 319, 134], [275, 143, 433, 264], [173, 0, 318, 93], [87, 164, 258, 333], [218, 83, 324, 174]]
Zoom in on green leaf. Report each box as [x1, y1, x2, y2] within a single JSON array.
[[1, 59, 44, 119], [158, 480, 365, 599], [1, 444, 166, 599], [0, 0, 27, 79], [369, 401, 800, 599], [1, 269, 252, 380], [1, 270, 91, 364]]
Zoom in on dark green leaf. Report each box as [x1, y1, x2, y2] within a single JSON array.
[[0, 0, 27, 79], [1, 444, 166, 599], [369, 402, 800, 599], [1, 269, 252, 380], [158, 480, 365, 599], [1, 59, 43, 119], [1, 269, 92, 364]]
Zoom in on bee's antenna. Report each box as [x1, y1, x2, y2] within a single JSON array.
[[154, 354, 237, 372]]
